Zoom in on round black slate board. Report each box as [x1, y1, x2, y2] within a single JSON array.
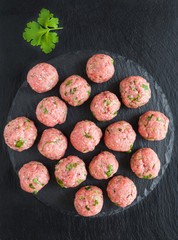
[[6, 50, 174, 217]]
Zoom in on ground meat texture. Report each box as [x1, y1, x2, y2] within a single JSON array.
[[120, 76, 151, 108], [55, 156, 87, 188], [104, 121, 136, 152], [3, 117, 37, 152], [18, 161, 50, 194], [138, 111, 169, 141], [130, 148, 161, 179], [27, 63, 59, 93], [36, 96, 67, 127], [59, 75, 91, 106], [89, 151, 119, 179], [86, 54, 115, 83], [38, 128, 67, 160], [90, 91, 121, 121], [107, 176, 137, 208], [74, 186, 103, 217], [70, 120, 102, 153]]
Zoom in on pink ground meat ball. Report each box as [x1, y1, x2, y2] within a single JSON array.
[[59, 75, 91, 106], [130, 148, 161, 179], [18, 161, 50, 194], [86, 54, 115, 83], [70, 120, 102, 153], [104, 121, 136, 152], [38, 128, 67, 160], [89, 151, 119, 179], [55, 156, 87, 188], [74, 186, 103, 217], [3, 117, 37, 152], [90, 91, 121, 121], [107, 175, 137, 208], [27, 63, 59, 93], [36, 96, 67, 127], [120, 76, 151, 108], [138, 111, 169, 141]]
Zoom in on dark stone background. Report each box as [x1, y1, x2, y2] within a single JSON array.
[[0, 0, 177, 239]]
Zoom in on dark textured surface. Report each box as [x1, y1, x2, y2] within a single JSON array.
[[0, 0, 177, 239], [7, 50, 174, 216]]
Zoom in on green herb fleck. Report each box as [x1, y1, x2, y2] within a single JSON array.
[[85, 206, 90, 211], [85, 186, 91, 190], [29, 183, 35, 189], [43, 108, 48, 114], [84, 132, 93, 139], [56, 178, 64, 187], [66, 80, 72, 86], [66, 163, 73, 171], [147, 114, 154, 121], [93, 199, 98, 206], [111, 58, 114, 64], [104, 100, 110, 106], [53, 102, 57, 105], [105, 165, 113, 177], [73, 163, 78, 168], [64, 92, 67, 96], [118, 128, 122, 131], [23, 8, 63, 54], [157, 117, 162, 121], [87, 84, 90, 87], [33, 178, 44, 186], [142, 84, 149, 91], [88, 91, 91, 97], [40, 104, 43, 109], [136, 94, 141, 102], [79, 196, 83, 200], [24, 119, 30, 123], [152, 164, 155, 169], [106, 129, 110, 133], [34, 190, 38, 194], [143, 174, 152, 179], [15, 138, 24, 148], [91, 111, 96, 118], [113, 111, 118, 115], [127, 144, 133, 153], [77, 179, 82, 184]]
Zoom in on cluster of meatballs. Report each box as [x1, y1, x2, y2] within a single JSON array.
[[3, 54, 169, 217]]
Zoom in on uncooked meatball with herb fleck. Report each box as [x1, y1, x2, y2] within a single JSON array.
[[107, 176, 137, 208], [86, 54, 115, 83], [74, 186, 103, 217], [59, 75, 91, 106], [38, 128, 67, 160], [104, 121, 136, 152], [3, 117, 37, 152], [130, 148, 161, 179], [27, 63, 59, 93], [120, 76, 151, 108], [70, 120, 102, 153], [55, 156, 87, 188], [18, 161, 50, 194], [90, 91, 121, 121], [138, 111, 169, 141], [89, 151, 119, 179], [36, 96, 67, 127]]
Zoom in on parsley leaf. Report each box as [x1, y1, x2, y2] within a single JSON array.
[[23, 8, 63, 54], [85, 186, 91, 190], [85, 206, 90, 211], [105, 165, 113, 177], [113, 111, 118, 115], [127, 144, 133, 153], [147, 114, 154, 121], [33, 178, 44, 186], [84, 132, 93, 139], [104, 100, 110, 106], [66, 80, 72, 86], [66, 163, 73, 171], [142, 84, 149, 91], [15, 138, 24, 148], [24, 119, 30, 123], [56, 178, 64, 188], [157, 117, 162, 121], [93, 199, 98, 206], [29, 183, 35, 189], [43, 108, 48, 114]]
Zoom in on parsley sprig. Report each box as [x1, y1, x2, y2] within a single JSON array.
[[23, 8, 63, 53]]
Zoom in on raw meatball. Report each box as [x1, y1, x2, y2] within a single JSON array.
[[70, 120, 102, 153], [36, 96, 67, 127], [55, 156, 87, 188], [120, 76, 151, 108], [107, 176, 137, 208], [38, 128, 67, 160], [89, 151, 119, 179], [138, 111, 169, 141], [74, 186, 103, 217], [90, 91, 121, 121], [86, 54, 114, 83], [27, 63, 59, 93], [18, 161, 50, 194], [104, 121, 136, 152], [130, 148, 161, 179], [59, 75, 91, 106], [3, 117, 37, 152]]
